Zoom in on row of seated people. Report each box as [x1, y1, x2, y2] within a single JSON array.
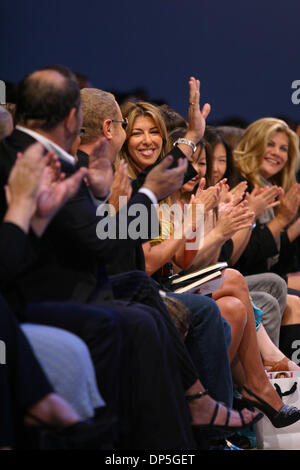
[[0, 66, 300, 450]]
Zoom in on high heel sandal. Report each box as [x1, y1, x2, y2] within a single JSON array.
[[24, 407, 116, 449], [186, 390, 263, 432], [240, 385, 300, 428]]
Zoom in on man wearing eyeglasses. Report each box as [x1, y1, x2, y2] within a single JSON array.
[[78, 88, 127, 169], [76, 88, 128, 206]]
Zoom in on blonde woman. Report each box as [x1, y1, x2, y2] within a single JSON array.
[[232, 119, 300, 312], [234, 118, 298, 194]]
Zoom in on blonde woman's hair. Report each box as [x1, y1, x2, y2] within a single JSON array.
[[234, 118, 299, 192], [117, 101, 170, 178]]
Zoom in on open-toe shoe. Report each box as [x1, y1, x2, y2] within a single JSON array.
[[186, 389, 263, 433], [240, 385, 300, 429]]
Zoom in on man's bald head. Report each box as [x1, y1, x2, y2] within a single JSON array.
[[30, 69, 67, 87], [16, 65, 80, 131]]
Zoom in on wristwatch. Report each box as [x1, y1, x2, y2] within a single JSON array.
[[173, 138, 197, 153]]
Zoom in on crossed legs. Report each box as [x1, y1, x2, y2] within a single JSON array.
[[212, 268, 285, 411]]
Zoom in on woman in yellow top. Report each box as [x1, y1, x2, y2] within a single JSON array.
[[118, 100, 300, 427]]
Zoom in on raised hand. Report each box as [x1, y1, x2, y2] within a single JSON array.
[[85, 136, 114, 198], [5, 143, 48, 211], [36, 167, 88, 220], [215, 201, 255, 241], [190, 179, 220, 213], [220, 181, 247, 205], [143, 155, 188, 201], [185, 77, 211, 145], [276, 183, 300, 226], [34, 151, 64, 201], [3, 143, 76, 234], [230, 181, 248, 202], [109, 160, 133, 212], [182, 199, 204, 240], [219, 182, 231, 204], [32, 160, 88, 236], [245, 185, 281, 219]]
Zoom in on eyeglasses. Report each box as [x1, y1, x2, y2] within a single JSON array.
[[111, 117, 128, 130]]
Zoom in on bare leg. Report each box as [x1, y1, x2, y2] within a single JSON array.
[[231, 356, 246, 388], [257, 323, 300, 371], [215, 296, 247, 364], [185, 380, 259, 427], [282, 294, 300, 325], [212, 269, 283, 411], [287, 272, 300, 291]]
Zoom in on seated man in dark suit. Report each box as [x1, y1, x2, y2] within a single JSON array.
[[0, 115, 196, 450], [78, 86, 235, 412], [0, 65, 260, 447]]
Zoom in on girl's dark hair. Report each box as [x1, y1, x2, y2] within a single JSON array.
[[168, 127, 213, 187], [159, 104, 187, 133], [204, 125, 239, 187]]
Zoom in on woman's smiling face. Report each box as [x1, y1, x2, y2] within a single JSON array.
[[259, 131, 289, 180], [127, 115, 163, 172]]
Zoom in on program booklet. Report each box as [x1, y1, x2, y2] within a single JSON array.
[[167, 262, 228, 294]]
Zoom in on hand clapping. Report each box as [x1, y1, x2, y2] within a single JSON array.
[[4, 142, 88, 236]]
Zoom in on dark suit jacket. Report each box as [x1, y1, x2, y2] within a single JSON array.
[[0, 222, 37, 291], [0, 129, 159, 310], [0, 130, 198, 310]]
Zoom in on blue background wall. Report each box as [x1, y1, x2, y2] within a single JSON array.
[[1, 0, 300, 124]]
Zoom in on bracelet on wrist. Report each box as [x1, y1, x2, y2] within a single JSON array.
[[173, 138, 197, 153]]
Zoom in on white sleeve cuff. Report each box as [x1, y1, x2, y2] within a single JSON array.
[[138, 188, 158, 205], [88, 188, 111, 207]]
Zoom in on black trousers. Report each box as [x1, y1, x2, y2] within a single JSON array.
[[0, 294, 52, 447], [109, 270, 199, 390], [22, 289, 196, 449]]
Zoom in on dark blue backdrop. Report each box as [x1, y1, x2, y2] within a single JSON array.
[[1, 0, 300, 125]]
